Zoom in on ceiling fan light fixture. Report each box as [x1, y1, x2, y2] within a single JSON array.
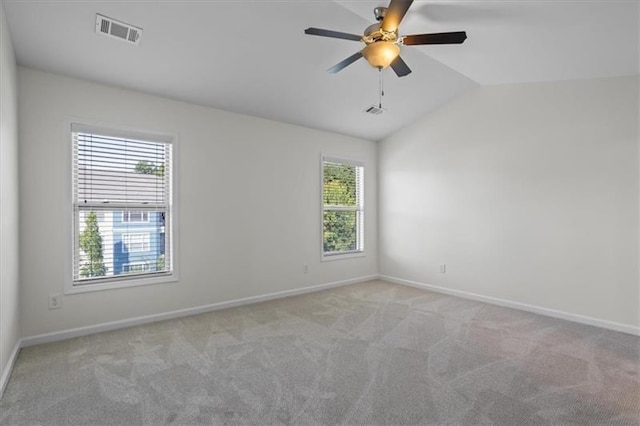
[[362, 41, 400, 69]]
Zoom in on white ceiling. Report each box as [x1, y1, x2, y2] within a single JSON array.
[[3, 1, 638, 141]]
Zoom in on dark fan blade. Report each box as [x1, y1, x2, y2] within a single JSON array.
[[390, 55, 412, 77], [327, 52, 363, 74], [402, 31, 467, 45], [304, 27, 362, 42], [381, 0, 414, 32]]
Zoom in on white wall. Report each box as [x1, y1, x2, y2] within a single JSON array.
[[379, 76, 640, 328], [637, 3, 640, 330], [18, 67, 377, 337], [0, 1, 20, 386]]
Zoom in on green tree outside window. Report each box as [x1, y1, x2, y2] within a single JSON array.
[[79, 211, 106, 277]]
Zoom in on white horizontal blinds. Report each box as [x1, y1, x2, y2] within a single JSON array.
[[322, 159, 364, 254], [74, 132, 169, 207], [72, 125, 172, 284]]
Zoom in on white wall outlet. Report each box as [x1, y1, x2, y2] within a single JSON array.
[[303, 263, 309, 274], [49, 293, 61, 310], [440, 264, 447, 274]]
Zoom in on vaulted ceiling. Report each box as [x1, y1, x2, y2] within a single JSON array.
[[3, 1, 638, 141]]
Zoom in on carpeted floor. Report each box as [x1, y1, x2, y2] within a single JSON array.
[[1, 280, 639, 425]]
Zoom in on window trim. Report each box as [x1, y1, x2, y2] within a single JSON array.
[[63, 119, 179, 295], [320, 155, 365, 261]]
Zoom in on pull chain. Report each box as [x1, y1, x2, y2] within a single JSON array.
[[378, 67, 385, 109]]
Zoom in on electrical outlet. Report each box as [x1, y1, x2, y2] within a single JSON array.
[[440, 264, 447, 274], [303, 263, 309, 274], [49, 293, 61, 310]]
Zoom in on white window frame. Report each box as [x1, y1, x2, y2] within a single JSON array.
[[64, 119, 179, 294], [321, 155, 365, 261], [122, 211, 149, 223], [121, 233, 151, 253]]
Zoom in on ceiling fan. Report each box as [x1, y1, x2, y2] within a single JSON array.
[[304, 0, 467, 77]]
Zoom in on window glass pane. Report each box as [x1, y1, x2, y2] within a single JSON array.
[[323, 162, 357, 207], [75, 209, 168, 281], [323, 210, 358, 253]]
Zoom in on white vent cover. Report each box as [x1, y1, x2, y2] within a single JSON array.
[[95, 14, 142, 45], [364, 105, 384, 115]]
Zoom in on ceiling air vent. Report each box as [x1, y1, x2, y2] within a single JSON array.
[[95, 14, 142, 45], [364, 105, 384, 115]]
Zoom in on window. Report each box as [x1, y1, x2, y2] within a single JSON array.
[[123, 262, 150, 273], [71, 123, 174, 290], [122, 211, 149, 223], [322, 157, 364, 258], [121, 233, 151, 253]]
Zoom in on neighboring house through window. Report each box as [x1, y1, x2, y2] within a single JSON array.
[[70, 123, 175, 292], [322, 156, 364, 259]]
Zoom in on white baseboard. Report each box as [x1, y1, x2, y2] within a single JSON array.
[[21, 275, 379, 348], [380, 275, 640, 336], [0, 339, 22, 398]]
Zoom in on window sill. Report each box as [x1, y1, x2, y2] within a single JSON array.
[[65, 272, 178, 294], [321, 251, 366, 262]]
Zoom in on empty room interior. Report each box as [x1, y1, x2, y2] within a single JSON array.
[[0, 0, 639, 424]]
